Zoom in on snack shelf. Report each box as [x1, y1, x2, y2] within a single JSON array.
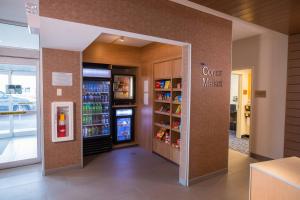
[[153, 75, 182, 165], [172, 114, 181, 118], [154, 111, 171, 116], [154, 123, 171, 129]]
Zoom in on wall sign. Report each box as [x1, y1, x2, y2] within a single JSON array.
[[201, 63, 223, 87], [52, 72, 73, 86], [255, 90, 266, 98]]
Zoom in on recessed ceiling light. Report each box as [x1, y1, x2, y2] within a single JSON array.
[[119, 36, 125, 42]]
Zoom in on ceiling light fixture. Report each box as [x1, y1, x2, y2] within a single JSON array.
[[119, 36, 125, 42]]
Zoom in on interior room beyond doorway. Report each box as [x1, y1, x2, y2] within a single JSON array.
[[81, 32, 186, 183], [229, 68, 252, 155]]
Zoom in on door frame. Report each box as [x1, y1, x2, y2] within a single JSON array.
[[231, 67, 254, 155], [0, 47, 41, 169], [0, 69, 13, 138], [75, 26, 191, 186]]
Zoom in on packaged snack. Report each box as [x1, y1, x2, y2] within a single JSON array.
[[175, 105, 181, 114], [164, 80, 171, 89], [160, 81, 165, 89], [156, 128, 166, 140], [155, 81, 161, 89]]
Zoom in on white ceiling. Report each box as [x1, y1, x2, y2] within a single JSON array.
[[95, 33, 152, 47], [40, 17, 101, 51], [0, 0, 27, 24], [232, 21, 262, 41]]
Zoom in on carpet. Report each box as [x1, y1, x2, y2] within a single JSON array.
[[229, 131, 249, 155]]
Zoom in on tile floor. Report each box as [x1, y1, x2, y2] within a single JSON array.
[[0, 147, 256, 200], [0, 136, 37, 164]]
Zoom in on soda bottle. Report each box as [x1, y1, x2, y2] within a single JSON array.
[[95, 126, 99, 135], [98, 104, 101, 113], [99, 83, 102, 92], [93, 104, 97, 113], [88, 103, 91, 114], [84, 127, 87, 137], [90, 104, 93, 114], [85, 104, 88, 114], [91, 126, 95, 135], [100, 104, 103, 113], [87, 127, 91, 137]]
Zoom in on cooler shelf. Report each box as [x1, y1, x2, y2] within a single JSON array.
[[83, 134, 110, 139], [83, 123, 109, 127], [83, 113, 109, 115]]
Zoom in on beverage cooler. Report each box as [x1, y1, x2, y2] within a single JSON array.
[[82, 65, 112, 156], [113, 108, 134, 144], [112, 75, 135, 104]]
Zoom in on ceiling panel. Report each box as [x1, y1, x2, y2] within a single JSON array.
[[190, 0, 300, 34], [95, 33, 152, 47], [0, 0, 27, 24]]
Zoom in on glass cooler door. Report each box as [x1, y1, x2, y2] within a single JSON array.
[[82, 80, 111, 138], [116, 117, 131, 142], [115, 108, 133, 143], [113, 75, 134, 100]]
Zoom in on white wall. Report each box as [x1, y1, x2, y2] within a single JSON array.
[[232, 32, 288, 159], [233, 69, 251, 138], [230, 74, 239, 104]]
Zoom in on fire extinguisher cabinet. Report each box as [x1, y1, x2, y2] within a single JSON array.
[[51, 101, 74, 142]]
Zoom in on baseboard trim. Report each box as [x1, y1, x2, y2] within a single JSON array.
[[189, 168, 228, 185], [250, 152, 272, 161], [179, 178, 188, 186], [44, 164, 82, 176], [113, 143, 138, 150]]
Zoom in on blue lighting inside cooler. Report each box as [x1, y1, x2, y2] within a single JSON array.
[[117, 118, 131, 142]]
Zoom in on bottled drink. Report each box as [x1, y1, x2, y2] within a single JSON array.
[[95, 104, 99, 113], [82, 116, 86, 125], [85, 104, 88, 114], [94, 126, 98, 135], [89, 104, 92, 114], [100, 104, 103, 113], [93, 104, 96, 113], [99, 83, 103, 92], [88, 127, 92, 137], [84, 127, 88, 137]]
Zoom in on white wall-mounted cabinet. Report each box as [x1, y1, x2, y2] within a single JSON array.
[[51, 101, 74, 142]]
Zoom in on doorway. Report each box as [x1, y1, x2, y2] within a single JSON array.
[[229, 68, 252, 155], [0, 62, 40, 168], [80, 31, 190, 186]]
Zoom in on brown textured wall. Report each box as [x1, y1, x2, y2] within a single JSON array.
[[42, 48, 81, 171], [285, 34, 300, 157], [40, 0, 232, 179]]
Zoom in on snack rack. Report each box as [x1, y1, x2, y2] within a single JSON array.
[[153, 76, 182, 164]]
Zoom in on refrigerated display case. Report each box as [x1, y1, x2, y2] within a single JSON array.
[[113, 108, 134, 144], [82, 65, 112, 156], [112, 75, 135, 104]]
